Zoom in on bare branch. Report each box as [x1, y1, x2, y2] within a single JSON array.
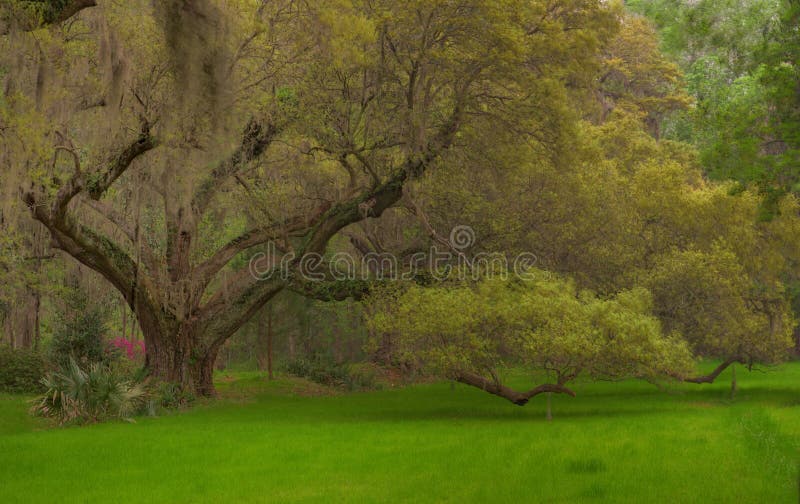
[[455, 371, 576, 406], [681, 356, 744, 384]]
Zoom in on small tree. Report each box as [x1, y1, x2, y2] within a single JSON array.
[[367, 271, 693, 406], [50, 291, 110, 366], [644, 247, 795, 383]]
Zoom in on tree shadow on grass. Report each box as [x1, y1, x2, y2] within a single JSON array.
[[297, 385, 800, 424]]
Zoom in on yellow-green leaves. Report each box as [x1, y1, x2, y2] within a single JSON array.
[[367, 272, 693, 382], [644, 247, 795, 363]]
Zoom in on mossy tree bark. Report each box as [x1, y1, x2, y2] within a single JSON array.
[[22, 102, 464, 395]]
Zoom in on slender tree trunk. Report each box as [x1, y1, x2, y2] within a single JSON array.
[[794, 326, 800, 356], [257, 313, 266, 372], [33, 292, 41, 350], [730, 365, 737, 400], [121, 299, 127, 341], [19, 293, 36, 349], [267, 305, 273, 380], [256, 306, 274, 379], [333, 316, 342, 364], [546, 392, 552, 421]]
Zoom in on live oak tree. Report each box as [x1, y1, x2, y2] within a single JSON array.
[[1, 0, 616, 395], [367, 272, 693, 405], [644, 247, 795, 379]]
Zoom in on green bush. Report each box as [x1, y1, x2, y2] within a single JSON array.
[[346, 362, 380, 390], [285, 357, 380, 390], [0, 345, 47, 393], [50, 293, 110, 366], [285, 357, 349, 387], [31, 358, 147, 425], [151, 381, 195, 410]]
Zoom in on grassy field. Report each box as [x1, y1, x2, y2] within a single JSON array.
[[1, 362, 798, 503]]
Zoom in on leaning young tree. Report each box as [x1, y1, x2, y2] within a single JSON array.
[[2, 0, 616, 395], [367, 272, 694, 405]]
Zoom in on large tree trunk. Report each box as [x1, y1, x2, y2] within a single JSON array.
[[139, 314, 219, 396], [192, 349, 218, 397], [143, 326, 191, 390]]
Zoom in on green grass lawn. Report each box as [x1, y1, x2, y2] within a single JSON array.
[[1, 362, 799, 503]]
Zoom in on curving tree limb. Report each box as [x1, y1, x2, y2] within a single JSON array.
[[455, 370, 576, 406], [681, 356, 744, 384]]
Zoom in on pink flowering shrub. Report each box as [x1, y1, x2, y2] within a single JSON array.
[[109, 337, 146, 361]]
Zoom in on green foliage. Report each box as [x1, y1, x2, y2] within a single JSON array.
[[150, 381, 195, 410], [421, 93, 800, 371], [50, 291, 110, 366], [285, 357, 348, 387], [284, 357, 378, 390], [368, 271, 693, 385], [345, 362, 382, 389], [628, 0, 800, 197], [597, 13, 691, 136], [31, 357, 147, 425], [644, 247, 795, 362], [0, 345, 46, 393]]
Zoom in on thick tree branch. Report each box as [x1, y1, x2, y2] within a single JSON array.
[[2, 0, 97, 34], [192, 214, 306, 287], [681, 356, 744, 384], [50, 0, 97, 25], [286, 276, 373, 302], [191, 119, 279, 217], [51, 126, 156, 219], [300, 96, 466, 256], [80, 198, 161, 277], [198, 275, 285, 354], [455, 370, 576, 406], [23, 130, 159, 315]]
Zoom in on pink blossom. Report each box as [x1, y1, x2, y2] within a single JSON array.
[[109, 337, 146, 360]]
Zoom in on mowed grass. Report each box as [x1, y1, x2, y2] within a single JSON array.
[[1, 362, 799, 503]]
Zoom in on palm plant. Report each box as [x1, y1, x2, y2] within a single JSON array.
[[31, 357, 146, 424]]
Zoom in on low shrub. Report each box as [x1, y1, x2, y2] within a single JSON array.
[[108, 337, 146, 361], [150, 381, 195, 410], [285, 357, 380, 390], [31, 358, 147, 425], [50, 292, 110, 366], [0, 345, 47, 393], [285, 357, 349, 387], [346, 362, 381, 390]]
